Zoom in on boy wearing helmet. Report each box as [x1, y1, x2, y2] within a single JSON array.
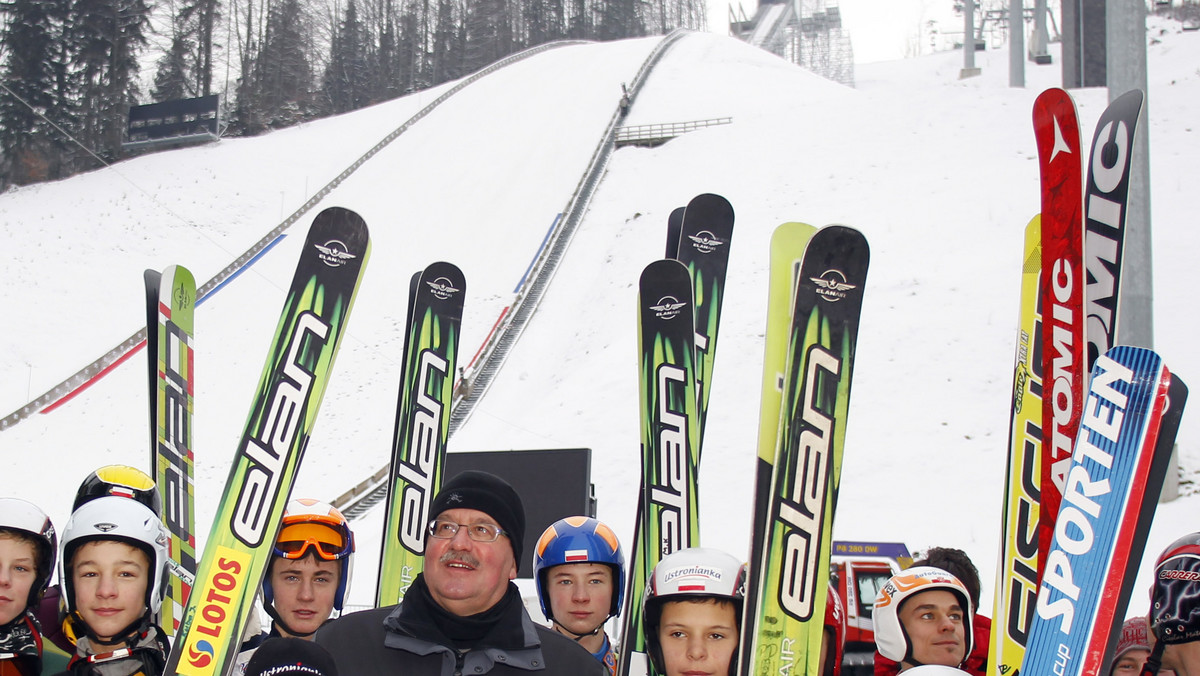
[[872, 567, 973, 673], [0, 497, 58, 676], [643, 547, 746, 676], [55, 493, 171, 676], [236, 498, 354, 672], [1145, 532, 1200, 676], [1108, 617, 1174, 676], [533, 517, 625, 675], [875, 548, 990, 676]]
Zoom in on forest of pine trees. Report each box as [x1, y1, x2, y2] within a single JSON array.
[[0, 0, 706, 189]]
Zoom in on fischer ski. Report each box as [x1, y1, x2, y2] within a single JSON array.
[[376, 261, 466, 607], [1021, 346, 1183, 676], [1083, 89, 1143, 372], [988, 217, 1045, 676], [148, 264, 198, 637], [165, 207, 370, 676], [618, 259, 701, 676], [741, 225, 869, 676]]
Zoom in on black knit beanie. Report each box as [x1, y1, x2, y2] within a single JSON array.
[[245, 637, 338, 676], [428, 470, 526, 564]]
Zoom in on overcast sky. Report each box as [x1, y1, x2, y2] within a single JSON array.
[[707, 0, 965, 64]]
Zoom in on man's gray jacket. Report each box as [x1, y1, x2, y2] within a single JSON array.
[[315, 583, 605, 676]]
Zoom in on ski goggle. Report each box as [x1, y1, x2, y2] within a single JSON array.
[[273, 522, 353, 561]]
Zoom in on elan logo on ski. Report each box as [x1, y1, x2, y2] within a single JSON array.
[[811, 269, 857, 302], [426, 276, 462, 300], [315, 239, 358, 267], [686, 230, 726, 254], [651, 296, 688, 320]]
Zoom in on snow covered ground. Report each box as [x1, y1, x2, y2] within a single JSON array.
[[2, 20, 1198, 620]]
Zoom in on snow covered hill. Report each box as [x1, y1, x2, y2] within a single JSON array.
[[2, 22, 1198, 614]]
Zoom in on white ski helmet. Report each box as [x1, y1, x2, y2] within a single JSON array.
[[873, 566, 973, 667], [643, 547, 747, 676], [902, 666, 972, 675], [0, 497, 57, 609], [60, 495, 170, 620]]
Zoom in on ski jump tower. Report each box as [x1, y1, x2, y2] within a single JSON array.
[[730, 0, 855, 87]]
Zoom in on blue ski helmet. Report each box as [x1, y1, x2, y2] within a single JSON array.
[[533, 516, 625, 620]]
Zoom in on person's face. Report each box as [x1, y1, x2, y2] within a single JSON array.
[[899, 589, 966, 669], [657, 599, 739, 676], [270, 554, 340, 637], [423, 508, 517, 617], [1158, 642, 1188, 676], [72, 541, 149, 642], [0, 535, 38, 625], [546, 562, 614, 636]]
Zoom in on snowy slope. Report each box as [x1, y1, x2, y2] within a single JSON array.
[[2, 24, 1198, 616]]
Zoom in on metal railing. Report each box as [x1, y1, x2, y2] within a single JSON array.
[[614, 117, 732, 146], [1, 39, 585, 433], [334, 29, 692, 518]]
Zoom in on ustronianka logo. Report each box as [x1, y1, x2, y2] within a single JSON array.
[[315, 240, 357, 268], [651, 296, 687, 320], [811, 270, 857, 302]]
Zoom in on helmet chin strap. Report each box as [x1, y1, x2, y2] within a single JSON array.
[[551, 616, 606, 642], [72, 611, 152, 650], [1140, 640, 1166, 676]]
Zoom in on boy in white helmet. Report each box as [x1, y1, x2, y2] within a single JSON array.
[[54, 494, 171, 676], [642, 547, 746, 676], [0, 497, 59, 676], [872, 567, 973, 673]]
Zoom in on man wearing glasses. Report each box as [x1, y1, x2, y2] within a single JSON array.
[[317, 470, 604, 675]]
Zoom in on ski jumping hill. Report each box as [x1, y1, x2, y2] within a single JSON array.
[[1, 25, 1198, 611]]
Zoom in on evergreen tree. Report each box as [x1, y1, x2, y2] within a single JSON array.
[[255, 0, 314, 126], [429, 0, 462, 84], [322, 0, 371, 113], [69, 0, 151, 162], [0, 0, 73, 186]]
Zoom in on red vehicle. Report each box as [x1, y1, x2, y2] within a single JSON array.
[[829, 542, 912, 676]]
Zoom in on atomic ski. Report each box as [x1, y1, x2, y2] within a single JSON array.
[[742, 221, 818, 654], [618, 259, 701, 676], [376, 261, 466, 607], [165, 207, 370, 676], [1021, 346, 1182, 676], [988, 217, 1045, 676], [148, 264, 198, 638], [1034, 88, 1087, 578], [741, 225, 869, 676], [1083, 89, 1143, 372]]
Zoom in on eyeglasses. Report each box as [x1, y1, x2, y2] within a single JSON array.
[[427, 519, 507, 543]]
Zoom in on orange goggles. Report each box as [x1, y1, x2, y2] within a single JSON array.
[[273, 522, 352, 560]]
